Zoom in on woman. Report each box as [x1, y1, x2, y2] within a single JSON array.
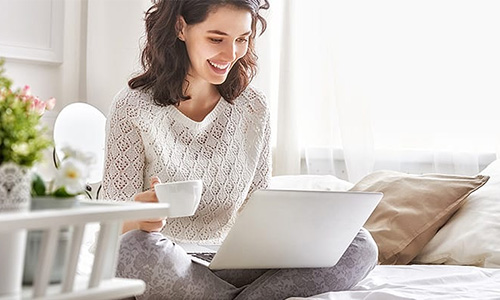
[[102, 0, 378, 299]]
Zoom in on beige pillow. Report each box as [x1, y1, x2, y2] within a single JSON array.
[[349, 171, 489, 265]]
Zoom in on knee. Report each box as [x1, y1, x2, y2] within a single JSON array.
[[353, 227, 378, 268], [120, 230, 170, 249], [313, 228, 378, 292], [116, 230, 174, 278], [342, 227, 378, 282], [119, 230, 173, 256]]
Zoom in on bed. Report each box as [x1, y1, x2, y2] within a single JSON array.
[[74, 159, 500, 299], [271, 159, 500, 299], [289, 265, 500, 299]]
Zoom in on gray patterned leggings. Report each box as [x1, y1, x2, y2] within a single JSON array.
[[116, 228, 377, 300]]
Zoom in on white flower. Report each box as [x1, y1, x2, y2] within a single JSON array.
[[60, 146, 95, 165], [32, 148, 58, 182], [32, 146, 95, 198], [54, 158, 89, 195]]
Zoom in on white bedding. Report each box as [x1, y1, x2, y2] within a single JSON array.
[[289, 265, 500, 300]]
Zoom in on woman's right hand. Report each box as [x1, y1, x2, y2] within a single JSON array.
[[131, 176, 167, 232]]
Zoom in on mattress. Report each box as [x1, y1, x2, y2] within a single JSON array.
[[288, 265, 500, 300]]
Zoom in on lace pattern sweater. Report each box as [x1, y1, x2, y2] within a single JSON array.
[[102, 86, 271, 244]]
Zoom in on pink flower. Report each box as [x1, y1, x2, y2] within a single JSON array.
[[19, 87, 56, 115], [45, 97, 56, 110], [29, 97, 47, 115], [21, 85, 31, 96]]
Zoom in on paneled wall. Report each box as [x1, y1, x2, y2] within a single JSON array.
[[0, 0, 148, 132], [1, 0, 84, 132]]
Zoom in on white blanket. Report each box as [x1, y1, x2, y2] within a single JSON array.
[[289, 265, 500, 300]]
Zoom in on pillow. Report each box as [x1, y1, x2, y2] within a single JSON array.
[[414, 159, 500, 268], [270, 174, 354, 191], [349, 171, 489, 265]]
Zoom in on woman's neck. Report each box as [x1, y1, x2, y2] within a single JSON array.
[[177, 79, 221, 122]]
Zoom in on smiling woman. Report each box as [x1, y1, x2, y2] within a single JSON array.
[[127, 0, 266, 107], [177, 6, 252, 84]]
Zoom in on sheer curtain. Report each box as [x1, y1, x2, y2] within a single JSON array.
[[256, 0, 500, 182]]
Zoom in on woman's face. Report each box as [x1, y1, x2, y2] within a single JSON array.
[[178, 5, 252, 85]]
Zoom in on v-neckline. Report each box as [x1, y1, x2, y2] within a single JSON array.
[[171, 97, 224, 129]]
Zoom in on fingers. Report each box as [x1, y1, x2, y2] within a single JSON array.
[[134, 176, 167, 232], [133, 176, 162, 204], [133, 190, 158, 203], [150, 176, 161, 189]]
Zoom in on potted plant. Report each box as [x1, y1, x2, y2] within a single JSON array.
[[0, 59, 55, 212], [0, 59, 55, 296]]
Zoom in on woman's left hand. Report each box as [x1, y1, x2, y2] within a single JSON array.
[[135, 176, 167, 232], [122, 176, 166, 233]]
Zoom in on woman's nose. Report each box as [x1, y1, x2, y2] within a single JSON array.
[[221, 42, 237, 61]]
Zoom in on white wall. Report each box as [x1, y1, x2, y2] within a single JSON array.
[[1, 0, 149, 128], [1, 0, 84, 131], [86, 0, 149, 115]]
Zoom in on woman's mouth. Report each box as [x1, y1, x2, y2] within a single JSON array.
[[208, 60, 231, 75]]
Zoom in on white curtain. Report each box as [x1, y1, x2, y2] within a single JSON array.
[[256, 0, 500, 181]]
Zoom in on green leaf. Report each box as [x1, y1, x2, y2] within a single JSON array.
[[0, 59, 12, 89], [31, 173, 46, 196], [53, 187, 73, 198]]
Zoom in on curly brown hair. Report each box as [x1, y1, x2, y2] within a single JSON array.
[[129, 0, 269, 106]]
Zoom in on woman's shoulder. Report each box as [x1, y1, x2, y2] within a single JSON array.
[[111, 86, 153, 109], [236, 85, 269, 115], [109, 86, 156, 118]]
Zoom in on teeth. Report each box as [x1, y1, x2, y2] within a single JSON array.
[[208, 60, 229, 70]]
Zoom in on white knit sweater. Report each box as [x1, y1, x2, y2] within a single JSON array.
[[102, 86, 271, 244]]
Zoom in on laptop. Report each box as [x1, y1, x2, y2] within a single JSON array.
[[181, 189, 382, 270]]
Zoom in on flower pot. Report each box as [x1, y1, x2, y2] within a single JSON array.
[[0, 163, 31, 297], [22, 196, 79, 285], [0, 162, 31, 212]]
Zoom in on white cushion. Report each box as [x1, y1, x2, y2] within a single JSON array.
[[413, 159, 500, 268], [270, 175, 353, 191]]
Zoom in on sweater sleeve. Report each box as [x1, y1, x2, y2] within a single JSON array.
[[101, 91, 146, 201], [247, 98, 272, 197]]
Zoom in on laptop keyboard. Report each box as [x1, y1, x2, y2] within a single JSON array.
[[189, 252, 215, 263]]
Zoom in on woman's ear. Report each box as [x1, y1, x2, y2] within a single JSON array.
[[176, 16, 186, 41]]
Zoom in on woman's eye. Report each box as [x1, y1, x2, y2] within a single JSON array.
[[237, 38, 248, 44], [209, 38, 223, 43]]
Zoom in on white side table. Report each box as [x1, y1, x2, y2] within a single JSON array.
[[0, 201, 170, 300]]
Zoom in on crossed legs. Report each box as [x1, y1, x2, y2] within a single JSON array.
[[116, 228, 378, 300]]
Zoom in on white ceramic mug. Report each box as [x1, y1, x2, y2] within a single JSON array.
[[155, 180, 203, 218]]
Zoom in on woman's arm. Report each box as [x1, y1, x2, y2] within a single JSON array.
[[249, 115, 272, 194], [245, 104, 272, 207], [101, 92, 150, 233]]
